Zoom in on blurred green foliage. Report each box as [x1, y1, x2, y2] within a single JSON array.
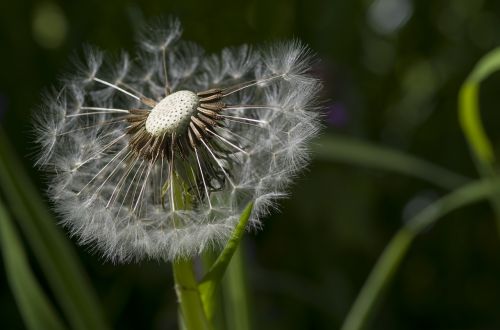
[[2, 0, 500, 329]]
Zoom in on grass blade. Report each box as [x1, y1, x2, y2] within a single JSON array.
[[199, 202, 254, 322], [341, 179, 500, 330], [221, 245, 252, 330], [314, 136, 469, 190], [458, 47, 500, 235], [0, 129, 109, 330], [0, 198, 65, 330]]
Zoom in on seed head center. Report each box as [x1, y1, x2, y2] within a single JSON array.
[[145, 90, 199, 136]]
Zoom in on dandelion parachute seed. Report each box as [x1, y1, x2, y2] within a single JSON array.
[[34, 17, 322, 262]]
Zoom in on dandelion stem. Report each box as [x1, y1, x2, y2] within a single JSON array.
[[170, 166, 210, 330], [173, 259, 211, 330]]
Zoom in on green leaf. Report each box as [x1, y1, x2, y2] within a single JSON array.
[[0, 130, 109, 330], [341, 179, 500, 330], [314, 136, 469, 189], [0, 198, 66, 330], [458, 47, 500, 234], [199, 202, 254, 321]]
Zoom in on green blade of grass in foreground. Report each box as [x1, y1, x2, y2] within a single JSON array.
[[0, 130, 109, 330], [221, 245, 253, 330], [199, 202, 254, 323], [314, 136, 469, 190], [0, 198, 66, 330], [458, 47, 500, 234], [341, 179, 500, 330]]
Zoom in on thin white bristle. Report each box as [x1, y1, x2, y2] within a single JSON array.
[[93, 77, 141, 100]]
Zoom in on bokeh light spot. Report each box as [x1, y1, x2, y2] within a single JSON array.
[[32, 2, 67, 49], [368, 0, 413, 35]]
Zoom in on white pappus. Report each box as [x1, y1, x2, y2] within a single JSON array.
[[33, 17, 322, 262]]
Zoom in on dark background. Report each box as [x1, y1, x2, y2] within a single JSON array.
[[2, 0, 500, 329]]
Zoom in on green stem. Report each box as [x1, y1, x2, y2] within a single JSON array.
[[169, 169, 210, 330], [341, 179, 500, 330], [222, 245, 252, 330], [199, 202, 254, 322], [173, 259, 211, 330], [201, 251, 226, 330]]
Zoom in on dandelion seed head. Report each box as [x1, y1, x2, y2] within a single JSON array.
[[34, 17, 322, 262], [145, 91, 199, 136]]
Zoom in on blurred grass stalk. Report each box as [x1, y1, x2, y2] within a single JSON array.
[[341, 179, 500, 330], [314, 136, 469, 190], [0, 197, 65, 330], [0, 128, 109, 330], [459, 47, 500, 236]]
